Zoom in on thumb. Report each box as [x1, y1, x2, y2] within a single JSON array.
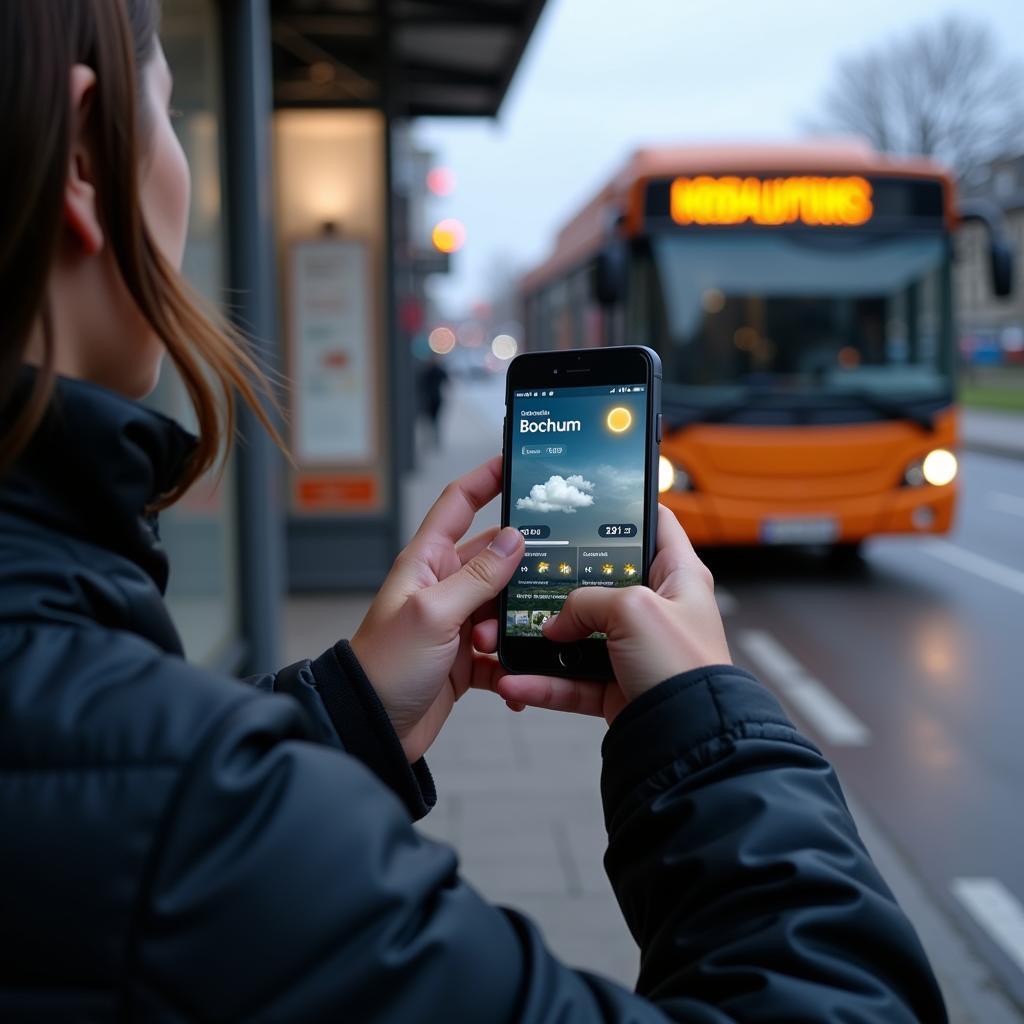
[[542, 586, 618, 642], [429, 527, 524, 627]]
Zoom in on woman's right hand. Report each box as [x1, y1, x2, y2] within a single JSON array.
[[483, 505, 732, 724]]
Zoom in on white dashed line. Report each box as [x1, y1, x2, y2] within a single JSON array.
[[739, 630, 871, 746], [952, 878, 1024, 978], [922, 540, 1024, 599], [988, 492, 1024, 520]]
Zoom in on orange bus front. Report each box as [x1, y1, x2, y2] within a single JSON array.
[[639, 171, 959, 546]]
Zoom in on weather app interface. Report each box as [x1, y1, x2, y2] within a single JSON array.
[[505, 383, 648, 637]]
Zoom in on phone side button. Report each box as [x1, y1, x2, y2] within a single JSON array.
[[501, 416, 506, 456], [655, 413, 663, 444], [557, 646, 583, 670]]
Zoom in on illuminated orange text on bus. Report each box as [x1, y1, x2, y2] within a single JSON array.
[[670, 175, 874, 227]]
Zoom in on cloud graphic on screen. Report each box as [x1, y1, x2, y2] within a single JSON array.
[[516, 474, 595, 514]]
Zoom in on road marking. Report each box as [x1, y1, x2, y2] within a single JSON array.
[[739, 630, 871, 746], [854, 808, 1023, 1024], [715, 586, 738, 615], [988, 492, 1024, 520], [952, 878, 1024, 977], [922, 540, 1024, 599]]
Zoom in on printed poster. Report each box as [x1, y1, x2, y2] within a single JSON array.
[[290, 238, 375, 464]]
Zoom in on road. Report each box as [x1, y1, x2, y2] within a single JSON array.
[[712, 448, 1024, 1015], [403, 375, 1024, 1021]]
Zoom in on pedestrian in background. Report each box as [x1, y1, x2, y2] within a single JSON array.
[[0, 1, 947, 1020], [418, 353, 450, 448]]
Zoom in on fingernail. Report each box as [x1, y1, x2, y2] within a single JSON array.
[[488, 527, 522, 557]]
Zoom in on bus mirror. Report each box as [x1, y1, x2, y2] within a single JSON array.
[[960, 199, 1015, 299], [594, 243, 627, 307], [990, 241, 1014, 298]]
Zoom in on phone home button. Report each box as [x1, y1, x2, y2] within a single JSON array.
[[557, 646, 583, 671]]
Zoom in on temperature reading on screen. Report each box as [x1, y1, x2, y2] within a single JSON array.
[[598, 523, 637, 538]]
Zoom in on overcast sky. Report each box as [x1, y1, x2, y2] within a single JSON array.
[[414, 0, 1024, 316]]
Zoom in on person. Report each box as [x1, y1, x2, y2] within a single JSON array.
[[0, 2, 947, 1021], [418, 353, 450, 448]]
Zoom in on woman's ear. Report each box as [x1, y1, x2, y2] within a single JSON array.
[[63, 64, 103, 256]]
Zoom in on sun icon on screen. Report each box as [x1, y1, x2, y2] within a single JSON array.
[[558, 562, 572, 575], [623, 563, 637, 577], [537, 562, 550, 574], [606, 406, 632, 433]]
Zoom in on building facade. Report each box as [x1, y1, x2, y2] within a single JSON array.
[[956, 153, 1024, 361]]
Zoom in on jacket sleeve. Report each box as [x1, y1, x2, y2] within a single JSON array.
[[599, 665, 947, 1023], [244, 640, 435, 820], [129, 669, 947, 1023]]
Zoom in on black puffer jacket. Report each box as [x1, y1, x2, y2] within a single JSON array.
[[0, 373, 946, 1022]]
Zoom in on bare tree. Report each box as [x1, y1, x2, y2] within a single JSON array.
[[808, 16, 1024, 179]]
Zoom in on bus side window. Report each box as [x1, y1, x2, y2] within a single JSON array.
[[567, 268, 585, 347], [570, 265, 605, 347], [524, 294, 537, 351], [538, 286, 555, 351], [551, 279, 571, 349], [886, 290, 909, 365], [627, 245, 669, 368]]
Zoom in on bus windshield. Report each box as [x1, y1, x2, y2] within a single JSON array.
[[650, 233, 951, 406]]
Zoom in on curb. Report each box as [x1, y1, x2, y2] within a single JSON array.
[[961, 439, 1024, 463]]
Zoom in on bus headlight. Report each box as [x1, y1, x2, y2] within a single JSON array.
[[922, 449, 958, 486], [904, 449, 958, 488], [659, 455, 691, 493]]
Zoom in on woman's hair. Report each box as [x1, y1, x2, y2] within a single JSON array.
[[0, 0, 282, 507]]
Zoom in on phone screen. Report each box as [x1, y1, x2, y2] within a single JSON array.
[[504, 381, 650, 638]]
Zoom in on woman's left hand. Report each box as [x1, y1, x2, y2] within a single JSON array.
[[351, 456, 523, 763]]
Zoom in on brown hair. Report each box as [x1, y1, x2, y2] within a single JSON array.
[[0, 0, 282, 508]]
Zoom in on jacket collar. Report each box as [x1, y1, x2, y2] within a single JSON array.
[[0, 368, 198, 597]]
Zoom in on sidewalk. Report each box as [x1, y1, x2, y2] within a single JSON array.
[[962, 408, 1024, 461]]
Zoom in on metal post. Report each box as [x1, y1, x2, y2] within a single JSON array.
[[219, 0, 284, 673], [381, 0, 406, 554]]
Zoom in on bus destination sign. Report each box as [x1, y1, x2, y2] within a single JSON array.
[[670, 175, 873, 227], [643, 174, 946, 232]]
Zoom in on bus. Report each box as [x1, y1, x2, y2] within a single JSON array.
[[520, 142, 1014, 552]]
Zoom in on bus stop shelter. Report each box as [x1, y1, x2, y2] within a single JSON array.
[[217, 0, 546, 671]]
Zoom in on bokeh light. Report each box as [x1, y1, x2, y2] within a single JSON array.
[[426, 167, 456, 196], [702, 289, 725, 314], [457, 321, 485, 348], [491, 334, 518, 360], [734, 326, 758, 351], [428, 326, 457, 355], [432, 218, 466, 254]]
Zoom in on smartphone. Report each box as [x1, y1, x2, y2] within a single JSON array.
[[498, 345, 663, 679]]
